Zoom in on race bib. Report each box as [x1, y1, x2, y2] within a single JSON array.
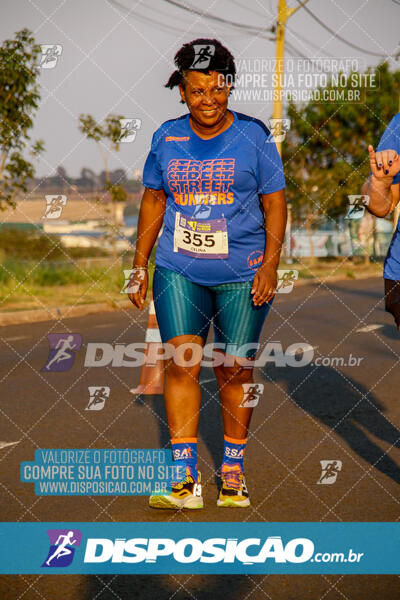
[[173, 212, 229, 259]]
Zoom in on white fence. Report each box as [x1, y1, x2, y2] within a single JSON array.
[[287, 227, 393, 258]]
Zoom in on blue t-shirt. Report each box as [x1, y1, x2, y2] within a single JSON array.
[[377, 113, 400, 280], [142, 110, 286, 285]]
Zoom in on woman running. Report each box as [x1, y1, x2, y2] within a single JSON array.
[[363, 113, 400, 328], [129, 38, 287, 509]]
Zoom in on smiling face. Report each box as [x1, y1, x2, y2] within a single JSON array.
[[179, 70, 231, 129]]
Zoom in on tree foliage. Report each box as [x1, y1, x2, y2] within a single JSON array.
[[282, 62, 400, 226], [0, 28, 44, 208], [78, 113, 127, 203], [78, 114, 128, 263]]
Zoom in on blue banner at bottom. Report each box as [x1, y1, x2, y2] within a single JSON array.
[[0, 522, 398, 574]]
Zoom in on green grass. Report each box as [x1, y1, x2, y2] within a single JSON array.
[[0, 260, 155, 311], [0, 257, 381, 312], [280, 257, 383, 281]]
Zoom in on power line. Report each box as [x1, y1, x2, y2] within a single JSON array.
[[109, 0, 275, 41], [107, 0, 246, 38], [108, 0, 334, 74], [297, 0, 387, 57], [108, 0, 332, 69], [228, 0, 269, 19], [217, 0, 334, 59], [108, 0, 200, 35], [161, 0, 274, 37], [285, 41, 308, 59], [286, 25, 336, 58]]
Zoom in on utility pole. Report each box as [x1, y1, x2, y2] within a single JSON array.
[[272, 0, 309, 155], [271, 0, 309, 260]]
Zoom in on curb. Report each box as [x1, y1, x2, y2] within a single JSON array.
[[293, 272, 381, 287], [0, 300, 134, 327]]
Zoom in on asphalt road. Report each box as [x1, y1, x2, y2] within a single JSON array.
[[0, 276, 399, 599]]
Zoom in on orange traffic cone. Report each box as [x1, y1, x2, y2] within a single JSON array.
[[130, 299, 165, 395]]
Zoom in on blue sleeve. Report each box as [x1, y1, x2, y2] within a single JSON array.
[[256, 126, 286, 194], [376, 113, 400, 185], [142, 130, 164, 189]]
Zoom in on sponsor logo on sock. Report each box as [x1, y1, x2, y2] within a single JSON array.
[[173, 447, 194, 460], [224, 448, 244, 459]]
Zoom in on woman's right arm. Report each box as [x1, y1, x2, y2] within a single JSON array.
[[129, 187, 167, 309]]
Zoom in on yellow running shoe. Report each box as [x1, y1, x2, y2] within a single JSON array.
[[149, 467, 203, 510], [217, 463, 250, 507]]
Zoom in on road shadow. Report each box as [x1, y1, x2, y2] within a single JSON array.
[[83, 365, 400, 598], [260, 361, 400, 485], [326, 281, 383, 302], [133, 354, 400, 487], [135, 366, 223, 482], [85, 572, 252, 599], [378, 322, 400, 341], [84, 376, 258, 599]]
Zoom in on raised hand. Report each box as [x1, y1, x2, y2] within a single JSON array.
[[368, 145, 400, 179]]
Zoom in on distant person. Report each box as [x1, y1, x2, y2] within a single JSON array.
[[362, 113, 400, 329]]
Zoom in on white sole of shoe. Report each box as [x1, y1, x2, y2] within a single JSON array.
[[217, 497, 250, 507], [149, 494, 204, 510]]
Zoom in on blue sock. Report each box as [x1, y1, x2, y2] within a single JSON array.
[[222, 435, 247, 471], [171, 437, 198, 480]]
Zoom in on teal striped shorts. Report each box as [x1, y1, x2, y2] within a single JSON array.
[[152, 266, 273, 359]]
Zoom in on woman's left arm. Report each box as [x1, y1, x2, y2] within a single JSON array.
[[251, 189, 287, 306]]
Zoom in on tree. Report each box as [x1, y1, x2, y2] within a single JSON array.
[[78, 114, 128, 265], [0, 28, 45, 208], [79, 167, 100, 191], [282, 62, 400, 261]]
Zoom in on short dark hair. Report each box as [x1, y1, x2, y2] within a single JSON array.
[[165, 38, 236, 102]]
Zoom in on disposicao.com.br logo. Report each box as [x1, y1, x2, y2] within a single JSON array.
[[42, 529, 82, 567], [83, 536, 363, 566], [4, 522, 398, 574]]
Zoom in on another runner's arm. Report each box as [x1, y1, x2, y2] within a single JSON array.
[[363, 176, 399, 217], [133, 187, 166, 267], [363, 144, 400, 217]]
